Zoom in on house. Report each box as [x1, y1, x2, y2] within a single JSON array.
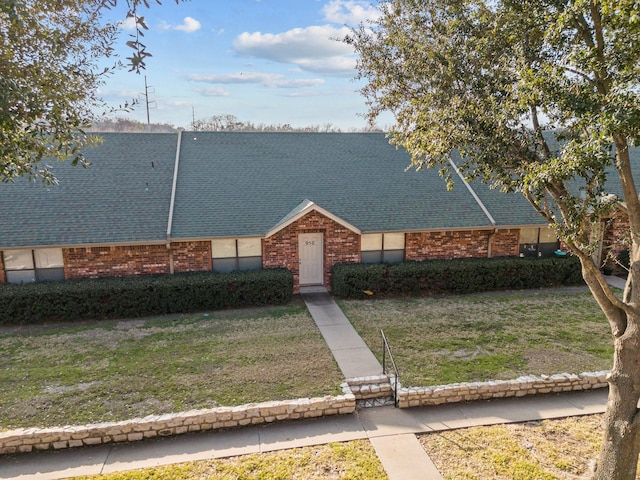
[[0, 131, 591, 291]]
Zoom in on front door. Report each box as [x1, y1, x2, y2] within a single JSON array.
[[299, 233, 323, 285]]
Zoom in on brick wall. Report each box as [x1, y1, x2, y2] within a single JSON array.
[[172, 241, 212, 273], [263, 210, 360, 289], [602, 211, 630, 272], [406, 229, 518, 261], [64, 244, 170, 279], [490, 229, 520, 257]]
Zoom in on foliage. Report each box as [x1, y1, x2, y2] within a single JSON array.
[[0, 0, 181, 185], [89, 116, 177, 132], [347, 1, 640, 477], [331, 257, 583, 298], [190, 114, 346, 132], [0, 269, 293, 325]]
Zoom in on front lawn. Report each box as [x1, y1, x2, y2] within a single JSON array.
[[72, 440, 387, 480], [339, 289, 613, 387], [0, 300, 343, 430]]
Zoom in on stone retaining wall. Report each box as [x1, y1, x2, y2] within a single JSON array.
[[0, 394, 355, 455], [345, 375, 394, 400], [0, 372, 610, 455], [397, 371, 609, 408]]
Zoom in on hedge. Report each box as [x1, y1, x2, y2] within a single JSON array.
[[0, 268, 293, 325], [331, 257, 584, 298]]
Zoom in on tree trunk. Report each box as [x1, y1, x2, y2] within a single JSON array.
[[593, 317, 640, 479]]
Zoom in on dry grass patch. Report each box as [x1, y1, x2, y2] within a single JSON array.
[[0, 300, 343, 430], [71, 440, 387, 480], [420, 414, 640, 479], [339, 289, 613, 387]]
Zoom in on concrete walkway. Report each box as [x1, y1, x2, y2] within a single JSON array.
[[0, 284, 616, 480], [299, 286, 382, 378]]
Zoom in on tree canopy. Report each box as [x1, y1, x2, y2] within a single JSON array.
[[347, 1, 640, 478], [0, 0, 180, 185]]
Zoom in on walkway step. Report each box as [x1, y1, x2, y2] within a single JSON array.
[[300, 288, 382, 378], [370, 434, 444, 480]]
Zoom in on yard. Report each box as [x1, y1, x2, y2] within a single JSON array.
[[1, 287, 626, 479], [0, 299, 343, 430], [338, 288, 613, 387], [1, 288, 615, 430]]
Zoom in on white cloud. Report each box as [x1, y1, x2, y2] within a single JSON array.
[[119, 16, 138, 31], [160, 16, 201, 33], [196, 86, 231, 97], [233, 25, 356, 75], [187, 72, 325, 89], [322, 0, 382, 25]]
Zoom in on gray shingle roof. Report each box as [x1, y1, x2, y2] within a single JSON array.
[[0, 133, 176, 248], [170, 132, 505, 239], [0, 131, 559, 249]]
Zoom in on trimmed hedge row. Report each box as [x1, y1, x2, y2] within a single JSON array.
[[0, 268, 293, 325], [331, 257, 584, 298]]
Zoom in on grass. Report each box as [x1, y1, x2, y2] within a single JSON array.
[[0, 299, 343, 430], [420, 414, 640, 479], [338, 289, 614, 387], [71, 440, 388, 480]]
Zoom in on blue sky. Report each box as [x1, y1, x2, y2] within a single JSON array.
[[97, 0, 390, 130]]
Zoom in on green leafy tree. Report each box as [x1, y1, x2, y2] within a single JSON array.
[[347, 1, 640, 478], [0, 0, 180, 185]]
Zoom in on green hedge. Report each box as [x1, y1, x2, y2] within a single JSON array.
[[331, 257, 584, 298], [0, 268, 293, 325]]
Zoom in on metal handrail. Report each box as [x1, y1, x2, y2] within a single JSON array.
[[381, 329, 400, 407]]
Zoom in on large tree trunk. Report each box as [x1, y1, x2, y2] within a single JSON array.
[[584, 253, 640, 479], [593, 322, 640, 479]]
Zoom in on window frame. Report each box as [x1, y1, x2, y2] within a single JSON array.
[[361, 232, 406, 264], [211, 238, 263, 273], [3, 248, 64, 283]]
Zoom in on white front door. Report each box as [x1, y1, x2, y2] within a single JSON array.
[[299, 233, 323, 285]]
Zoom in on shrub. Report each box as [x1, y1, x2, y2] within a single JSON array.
[[0, 268, 293, 325], [331, 257, 584, 298]]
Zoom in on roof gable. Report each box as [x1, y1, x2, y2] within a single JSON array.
[[266, 199, 361, 238]]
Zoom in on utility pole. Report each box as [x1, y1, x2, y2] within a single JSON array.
[[140, 76, 156, 125]]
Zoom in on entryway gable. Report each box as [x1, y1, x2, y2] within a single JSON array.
[[265, 199, 361, 238]]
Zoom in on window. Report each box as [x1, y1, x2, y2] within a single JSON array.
[[211, 238, 262, 273], [3, 248, 64, 283], [519, 227, 559, 257], [361, 233, 405, 264]]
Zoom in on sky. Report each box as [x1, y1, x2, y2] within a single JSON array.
[[97, 0, 392, 130]]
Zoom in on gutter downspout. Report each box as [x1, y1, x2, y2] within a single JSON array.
[[166, 130, 183, 274], [449, 159, 498, 257]]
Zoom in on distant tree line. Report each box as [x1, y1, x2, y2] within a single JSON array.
[[190, 114, 383, 133], [89, 118, 178, 133], [89, 115, 383, 133]]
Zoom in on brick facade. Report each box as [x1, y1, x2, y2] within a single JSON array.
[[64, 244, 171, 279], [602, 211, 630, 272], [405, 229, 518, 261], [171, 241, 212, 273], [263, 210, 360, 290]]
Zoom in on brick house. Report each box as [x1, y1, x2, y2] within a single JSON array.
[[0, 131, 586, 291]]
